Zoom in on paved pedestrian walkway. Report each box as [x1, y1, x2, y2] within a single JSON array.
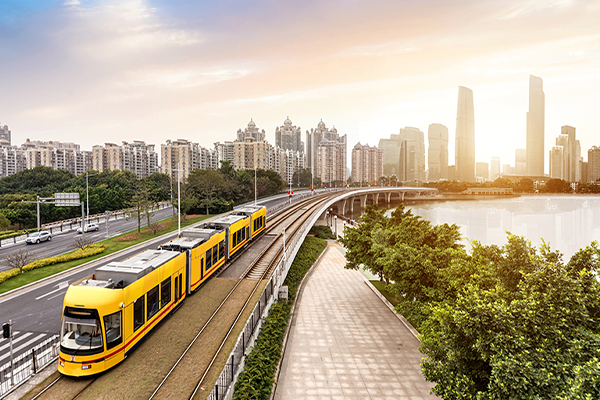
[[274, 241, 437, 400]]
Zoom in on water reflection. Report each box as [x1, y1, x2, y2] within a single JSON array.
[[400, 195, 600, 260]]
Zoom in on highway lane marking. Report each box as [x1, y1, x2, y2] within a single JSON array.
[[0, 333, 47, 365], [47, 291, 68, 301], [0, 332, 32, 353], [35, 281, 69, 300]]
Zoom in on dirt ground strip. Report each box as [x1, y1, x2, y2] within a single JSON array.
[[22, 277, 250, 400]]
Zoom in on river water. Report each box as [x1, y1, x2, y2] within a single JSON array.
[[401, 195, 600, 260]]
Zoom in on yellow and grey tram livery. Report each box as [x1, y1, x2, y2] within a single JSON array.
[[233, 205, 267, 239], [58, 205, 267, 377], [58, 249, 186, 377]]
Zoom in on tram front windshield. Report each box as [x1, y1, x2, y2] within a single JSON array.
[[60, 307, 103, 355]]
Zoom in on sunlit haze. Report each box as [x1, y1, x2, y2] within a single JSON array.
[[1, 0, 599, 171]]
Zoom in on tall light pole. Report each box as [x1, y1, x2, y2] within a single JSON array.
[[164, 167, 183, 236], [254, 168, 257, 206], [85, 172, 98, 225]]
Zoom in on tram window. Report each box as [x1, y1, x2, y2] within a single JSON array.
[[147, 285, 159, 320], [206, 249, 212, 269], [234, 230, 238, 246], [212, 244, 218, 265], [134, 296, 145, 332], [160, 277, 171, 309], [219, 241, 225, 259], [242, 226, 245, 241], [178, 274, 182, 299], [246, 227, 249, 240], [103, 311, 122, 350]]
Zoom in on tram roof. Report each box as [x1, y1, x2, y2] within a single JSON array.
[[94, 249, 179, 287]]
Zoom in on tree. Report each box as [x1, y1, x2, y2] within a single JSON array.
[[4, 249, 35, 274], [0, 212, 10, 230], [72, 236, 93, 250], [127, 183, 155, 233], [541, 178, 572, 193], [420, 239, 600, 400], [291, 168, 314, 187]]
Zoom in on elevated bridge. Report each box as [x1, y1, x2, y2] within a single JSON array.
[[323, 187, 438, 216]]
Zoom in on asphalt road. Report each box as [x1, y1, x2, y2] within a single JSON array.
[[0, 191, 320, 369], [0, 207, 174, 273]]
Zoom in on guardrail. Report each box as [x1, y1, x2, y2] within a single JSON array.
[[0, 202, 171, 248], [0, 335, 59, 398]]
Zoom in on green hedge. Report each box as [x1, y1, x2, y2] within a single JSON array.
[[0, 244, 107, 285], [233, 236, 327, 399], [309, 225, 335, 240]]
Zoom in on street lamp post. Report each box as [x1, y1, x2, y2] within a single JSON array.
[[85, 172, 98, 225], [165, 167, 183, 236]]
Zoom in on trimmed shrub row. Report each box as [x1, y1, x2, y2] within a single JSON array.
[[309, 225, 335, 240], [233, 236, 327, 399], [0, 244, 107, 285]]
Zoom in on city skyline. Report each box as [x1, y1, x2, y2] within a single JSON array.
[[1, 0, 599, 171]]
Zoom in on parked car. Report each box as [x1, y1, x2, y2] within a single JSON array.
[[26, 231, 52, 244], [77, 223, 99, 234]]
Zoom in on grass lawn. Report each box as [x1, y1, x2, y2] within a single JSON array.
[[369, 280, 400, 306], [0, 215, 212, 294]]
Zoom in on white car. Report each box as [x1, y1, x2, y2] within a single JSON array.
[[26, 231, 52, 244], [77, 223, 99, 234]]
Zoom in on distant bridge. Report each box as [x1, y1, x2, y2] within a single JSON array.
[[316, 187, 438, 217]]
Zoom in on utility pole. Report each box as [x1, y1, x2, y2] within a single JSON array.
[[85, 172, 98, 225]]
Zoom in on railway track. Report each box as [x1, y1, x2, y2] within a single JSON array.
[[24, 193, 331, 400]]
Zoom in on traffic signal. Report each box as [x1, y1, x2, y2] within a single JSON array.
[[2, 323, 10, 339]]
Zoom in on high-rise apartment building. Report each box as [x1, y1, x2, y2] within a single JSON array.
[[351, 143, 384, 184], [490, 156, 501, 181], [275, 117, 303, 153], [317, 138, 347, 184], [237, 119, 265, 142], [427, 123, 448, 181], [0, 123, 11, 147], [526, 75, 545, 176], [589, 146, 600, 183], [455, 86, 475, 182], [94, 141, 158, 179], [398, 127, 426, 182], [0, 146, 27, 177], [220, 119, 306, 183], [162, 139, 217, 182], [306, 120, 346, 179]]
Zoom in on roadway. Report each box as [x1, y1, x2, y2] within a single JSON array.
[[0, 191, 317, 369], [0, 207, 174, 273]]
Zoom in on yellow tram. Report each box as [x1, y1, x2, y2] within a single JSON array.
[[58, 205, 266, 377]]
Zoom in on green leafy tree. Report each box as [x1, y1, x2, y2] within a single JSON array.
[[420, 239, 600, 400], [0, 212, 10, 230], [541, 178, 572, 193]]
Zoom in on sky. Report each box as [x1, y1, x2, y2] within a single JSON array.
[[1, 0, 599, 172]]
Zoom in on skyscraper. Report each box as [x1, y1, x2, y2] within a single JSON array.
[[455, 86, 475, 182], [526, 75, 545, 176], [427, 123, 448, 181], [490, 156, 501, 181], [398, 127, 426, 182], [589, 146, 600, 183]]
